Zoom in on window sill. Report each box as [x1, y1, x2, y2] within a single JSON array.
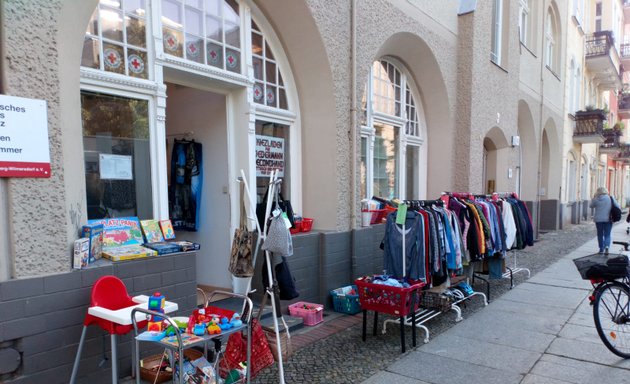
[[490, 59, 508, 74], [545, 65, 561, 81], [520, 42, 537, 58]]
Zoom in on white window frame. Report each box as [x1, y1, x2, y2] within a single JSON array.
[[545, 9, 555, 70], [362, 58, 426, 201], [491, 0, 503, 65], [519, 0, 529, 46]]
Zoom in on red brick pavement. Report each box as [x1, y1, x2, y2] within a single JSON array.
[[291, 313, 363, 350]]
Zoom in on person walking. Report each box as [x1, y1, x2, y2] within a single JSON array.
[[590, 186, 615, 254]]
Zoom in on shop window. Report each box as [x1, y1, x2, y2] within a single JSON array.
[[161, 0, 241, 73], [81, 91, 153, 220], [255, 121, 290, 202], [82, 0, 149, 79], [251, 20, 288, 110]]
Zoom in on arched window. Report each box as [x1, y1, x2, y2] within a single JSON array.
[[545, 7, 558, 72], [361, 59, 426, 200]]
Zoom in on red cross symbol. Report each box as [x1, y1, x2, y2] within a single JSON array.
[[188, 43, 197, 53], [254, 88, 261, 97], [107, 52, 118, 64], [131, 57, 141, 69], [227, 55, 235, 65], [210, 50, 217, 59], [167, 37, 175, 47], [267, 92, 273, 100]]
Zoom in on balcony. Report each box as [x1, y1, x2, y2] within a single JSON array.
[[585, 31, 622, 90], [573, 109, 606, 143], [620, 93, 630, 119], [600, 129, 623, 154], [615, 145, 630, 161]]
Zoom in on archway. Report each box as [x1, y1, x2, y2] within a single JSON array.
[[517, 100, 538, 200]]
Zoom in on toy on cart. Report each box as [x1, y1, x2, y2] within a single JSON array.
[[147, 291, 166, 331]]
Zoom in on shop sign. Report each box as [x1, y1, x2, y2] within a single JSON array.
[[255, 135, 284, 177], [0, 94, 50, 178]]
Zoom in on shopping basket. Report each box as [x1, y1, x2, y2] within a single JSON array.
[[354, 276, 424, 316], [573, 253, 630, 280]]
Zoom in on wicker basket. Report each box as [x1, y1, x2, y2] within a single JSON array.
[[420, 291, 453, 312], [140, 349, 203, 383]]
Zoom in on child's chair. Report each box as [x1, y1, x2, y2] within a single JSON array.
[[70, 275, 146, 383]]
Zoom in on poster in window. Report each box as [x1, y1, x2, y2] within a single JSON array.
[[99, 153, 133, 180], [255, 135, 284, 177]]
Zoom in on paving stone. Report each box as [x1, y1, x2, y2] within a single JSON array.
[[361, 371, 431, 384], [498, 281, 586, 309], [521, 373, 574, 384], [546, 337, 630, 369], [530, 354, 630, 383], [557, 322, 601, 345]]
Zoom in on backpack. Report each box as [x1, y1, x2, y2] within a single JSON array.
[[610, 196, 622, 222]]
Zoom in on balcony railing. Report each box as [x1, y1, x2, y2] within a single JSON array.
[[573, 109, 606, 143], [600, 129, 622, 154], [586, 31, 615, 57], [620, 93, 630, 119]]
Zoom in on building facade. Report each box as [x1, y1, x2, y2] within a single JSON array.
[[0, 0, 577, 382]]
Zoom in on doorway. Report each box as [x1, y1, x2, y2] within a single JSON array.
[[165, 83, 231, 289]]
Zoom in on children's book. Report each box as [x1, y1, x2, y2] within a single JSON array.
[[73, 238, 89, 269], [82, 223, 103, 263], [101, 244, 157, 262], [88, 217, 144, 247], [140, 219, 165, 243], [159, 219, 176, 240], [143, 241, 182, 255]]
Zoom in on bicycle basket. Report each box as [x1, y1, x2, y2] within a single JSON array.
[[573, 253, 630, 280]]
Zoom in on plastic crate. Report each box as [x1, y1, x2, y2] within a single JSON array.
[[330, 285, 361, 315], [354, 276, 424, 317], [289, 220, 302, 235], [288, 301, 323, 326]]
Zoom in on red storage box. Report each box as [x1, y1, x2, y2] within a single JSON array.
[[288, 301, 323, 326], [290, 220, 302, 235], [354, 276, 424, 317]]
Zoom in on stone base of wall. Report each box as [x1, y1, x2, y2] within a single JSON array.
[[0, 252, 197, 383]]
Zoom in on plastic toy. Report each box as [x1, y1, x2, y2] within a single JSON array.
[[147, 320, 163, 332], [218, 317, 232, 330], [207, 322, 222, 334], [148, 292, 165, 321], [230, 313, 243, 327], [193, 323, 206, 336]]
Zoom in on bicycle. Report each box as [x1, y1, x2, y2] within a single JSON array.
[[573, 241, 630, 358]]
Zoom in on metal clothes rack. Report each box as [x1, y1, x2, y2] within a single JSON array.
[[380, 199, 487, 344], [237, 169, 287, 384], [444, 191, 531, 300]]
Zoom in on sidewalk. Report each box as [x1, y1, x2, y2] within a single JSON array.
[[360, 222, 630, 384]]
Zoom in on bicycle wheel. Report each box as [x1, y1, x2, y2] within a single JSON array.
[[593, 281, 630, 358]]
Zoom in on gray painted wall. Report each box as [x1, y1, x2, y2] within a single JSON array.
[[0, 252, 197, 384]]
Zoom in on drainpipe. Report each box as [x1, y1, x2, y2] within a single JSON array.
[[536, 0, 546, 237], [350, 0, 357, 228], [0, 3, 10, 281]]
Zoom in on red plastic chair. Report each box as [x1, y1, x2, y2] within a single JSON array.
[[70, 275, 147, 383]]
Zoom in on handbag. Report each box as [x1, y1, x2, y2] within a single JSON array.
[[256, 188, 295, 229], [228, 184, 255, 277], [257, 294, 294, 362], [610, 196, 622, 222], [219, 318, 274, 379], [261, 215, 293, 256]]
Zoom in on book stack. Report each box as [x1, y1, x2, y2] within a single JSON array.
[[141, 219, 200, 255]]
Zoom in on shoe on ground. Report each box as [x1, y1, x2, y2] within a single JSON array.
[[605, 248, 609, 255]]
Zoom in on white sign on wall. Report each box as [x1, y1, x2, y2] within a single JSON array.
[[99, 154, 133, 180], [0, 94, 50, 178], [255, 135, 285, 177]]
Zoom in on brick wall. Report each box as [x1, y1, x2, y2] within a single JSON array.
[[0, 252, 197, 384]]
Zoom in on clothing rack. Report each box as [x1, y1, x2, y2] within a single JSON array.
[[236, 169, 287, 384]]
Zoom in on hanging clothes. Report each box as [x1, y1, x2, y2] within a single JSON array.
[[169, 139, 203, 231], [382, 210, 426, 282]]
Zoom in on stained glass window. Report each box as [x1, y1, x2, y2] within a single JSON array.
[[251, 20, 288, 109], [161, 0, 242, 73], [82, 0, 149, 79]]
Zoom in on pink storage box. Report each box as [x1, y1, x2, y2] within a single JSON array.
[[288, 301, 324, 326]]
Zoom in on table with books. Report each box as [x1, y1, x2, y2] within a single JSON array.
[[131, 290, 253, 384]]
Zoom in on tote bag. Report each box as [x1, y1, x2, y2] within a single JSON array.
[[228, 184, 255, 277], [610, 196, 622, 222], [219, 318, 274, 379], [256, 188, 295, 229]]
